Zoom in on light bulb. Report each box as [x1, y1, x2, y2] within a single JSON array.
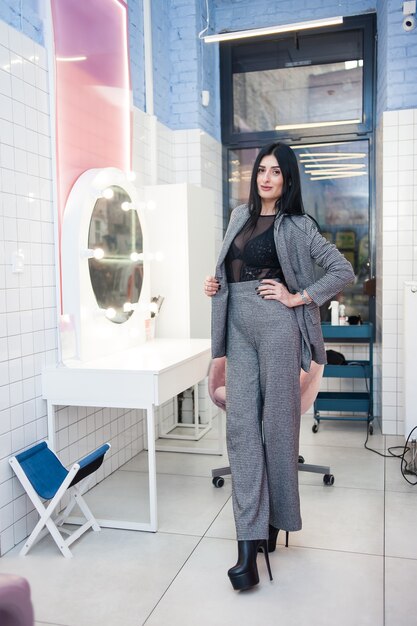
[[121, 201, 132, 211], [81, 248, 104, 259], [102, 187, 114, 199], [93, 248, 104, 260], [149, 302, 159, 316], [105, 307, 116, 319]]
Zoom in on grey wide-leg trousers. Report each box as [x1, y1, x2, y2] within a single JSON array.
[[226, 280, 302, 541]]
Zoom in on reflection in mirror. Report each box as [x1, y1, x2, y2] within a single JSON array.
[[88, 185, 143, 324]]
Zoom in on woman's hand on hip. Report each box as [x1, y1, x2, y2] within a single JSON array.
[[257, 279, 296, 307], [204, 275, 220, 297]]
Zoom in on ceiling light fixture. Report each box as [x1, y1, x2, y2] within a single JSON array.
[[304, 163, 366, 169], [275, 119, 360, 131], [309, 168, 366, 174], [56, 56, 87, 62], [203, 16, 343, 43], [292, 142, 349, 150], [299, 153, 367, 159], [310, 172, 367, 180]]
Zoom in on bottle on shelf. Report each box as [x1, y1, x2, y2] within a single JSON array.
[[338, 304, 348, 326], [329, 301, 339, 326]]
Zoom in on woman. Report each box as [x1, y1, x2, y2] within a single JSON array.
[[204, 142, 355, 592]]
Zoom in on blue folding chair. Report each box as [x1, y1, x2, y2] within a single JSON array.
[[9, 441, 110, 558]]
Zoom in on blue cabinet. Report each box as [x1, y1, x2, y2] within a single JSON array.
[[313, 323, 374, 434]]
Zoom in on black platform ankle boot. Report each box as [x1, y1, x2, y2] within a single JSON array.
[[228, 540, 273, 591], [270, 526, 290, 552], [259, 526, 290, 553]]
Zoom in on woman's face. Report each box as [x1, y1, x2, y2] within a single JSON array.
[[257, 154, 284, 204]]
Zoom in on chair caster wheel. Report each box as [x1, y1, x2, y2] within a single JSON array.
[[298, 455, 305, 464], [369, 424, 374, 435], [312, 423, 319, 433], [212, 476, 224, 488], [323, 474, 335, 486]]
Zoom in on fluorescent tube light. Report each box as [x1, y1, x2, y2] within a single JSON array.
[[291, 141, 349, 149], [309, 170, 366, 176], [309, 172, 367, 180], [275, 119, 360, 131], [299, 153, 367, 159], [203, 16, 343, 43], [304, 163, 366, 169], [56, 56, 87, 62]]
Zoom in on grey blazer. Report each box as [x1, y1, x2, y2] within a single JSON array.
[[211, 204, 356, 371]]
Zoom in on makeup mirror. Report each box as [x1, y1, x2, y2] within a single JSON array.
[[88, 185, 144, 324], [61, 167, 149, 362]]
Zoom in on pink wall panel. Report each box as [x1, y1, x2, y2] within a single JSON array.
[[51, 0, 132, 308]]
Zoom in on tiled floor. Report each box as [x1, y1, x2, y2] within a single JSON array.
[[1, 414, 415, 626]]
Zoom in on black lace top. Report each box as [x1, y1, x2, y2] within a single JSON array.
[[225, 214, 286, 284]]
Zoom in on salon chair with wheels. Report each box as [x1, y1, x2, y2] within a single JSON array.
[[208, 357, 335, 488]]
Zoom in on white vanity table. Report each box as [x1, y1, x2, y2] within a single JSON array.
[[42, 338, 211, 532], [44, 168, 216, 534]]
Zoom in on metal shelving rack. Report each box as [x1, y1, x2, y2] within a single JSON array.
[[313, 322, 374, 434]]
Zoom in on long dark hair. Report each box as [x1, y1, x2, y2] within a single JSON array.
[[247, 142, 304, 227]]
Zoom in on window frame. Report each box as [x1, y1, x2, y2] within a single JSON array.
[[220, 14, 376, 146]]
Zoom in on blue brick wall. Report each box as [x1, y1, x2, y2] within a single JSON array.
[[376, 0, 388, 118], [169, 0, 200, 129], [128, 0, 146, 113], [152, 0, 175, 125], [197, 1, 219, 140], [212, 0, 376, 31], [0, 0, 43, 45], [383, 0, 417, 112]]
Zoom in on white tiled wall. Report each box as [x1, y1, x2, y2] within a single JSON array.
[[0, 24, 57, 555], [378, 108, 417, 436], [172, 128, 222, 425], [173, 128, 223, 250]]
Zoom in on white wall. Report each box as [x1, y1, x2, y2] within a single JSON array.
[[0, 24, 57, 555], [377, 108, 417, 436]]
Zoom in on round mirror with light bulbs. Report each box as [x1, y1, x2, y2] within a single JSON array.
[[87, 185, 143, 324]]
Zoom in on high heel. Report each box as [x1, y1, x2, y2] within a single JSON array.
[[228, 540, 273, 591], [259, 525, 290, 553]]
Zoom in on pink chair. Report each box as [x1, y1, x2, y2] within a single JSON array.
[[0, 574, 34, 626], [209, 357, 335, 487]]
